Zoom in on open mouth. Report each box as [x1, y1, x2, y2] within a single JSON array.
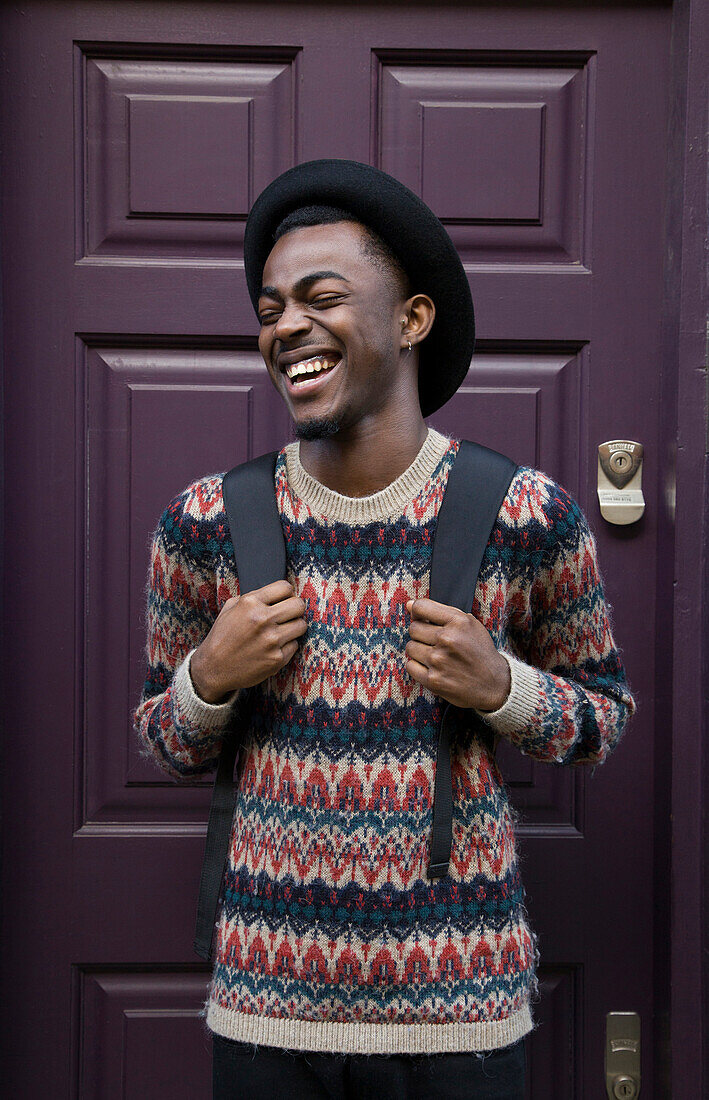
[[283, 353, 340, 386]]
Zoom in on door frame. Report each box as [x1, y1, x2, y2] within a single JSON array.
[[664, 0, 709, 1095]]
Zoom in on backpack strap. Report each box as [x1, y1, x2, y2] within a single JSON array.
[[426, 440, 518, 879], [193, 451, 284, 961]]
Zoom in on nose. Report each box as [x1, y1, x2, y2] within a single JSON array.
[[273, 300, 312, 343]]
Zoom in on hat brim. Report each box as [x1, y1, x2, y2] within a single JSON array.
[[244, 160, 474, 418]]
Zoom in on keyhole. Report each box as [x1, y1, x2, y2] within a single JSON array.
[[613, 1077, 637, 1099], [610, 451, 631, 474]]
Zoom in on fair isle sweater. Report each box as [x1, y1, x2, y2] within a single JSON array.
[[135, 428, 635, 1055]]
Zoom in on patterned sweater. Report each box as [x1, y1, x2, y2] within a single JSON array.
[[135, 428, 635, 1055]]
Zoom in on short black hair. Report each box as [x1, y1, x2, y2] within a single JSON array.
[[273, 204, 411, 298]]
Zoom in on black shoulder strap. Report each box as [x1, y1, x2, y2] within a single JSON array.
[[194, 440, 517, 958], [193, 451, 284, 960], [426, 440, 517, 879], [221, 452, 287, 594]]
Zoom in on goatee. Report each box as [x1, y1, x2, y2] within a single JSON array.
[[295, 417, 341, 441]]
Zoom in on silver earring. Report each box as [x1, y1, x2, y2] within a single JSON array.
[[407, 339, 412, 352]]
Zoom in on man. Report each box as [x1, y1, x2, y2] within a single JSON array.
[[135, 160, 635, 1099]]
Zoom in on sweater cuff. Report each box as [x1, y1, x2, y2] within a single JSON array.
[[475, 652, 544, 735], [172, 650, 240, 728]]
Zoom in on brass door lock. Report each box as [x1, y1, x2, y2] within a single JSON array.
[[606, 1012, 641, 1098], [597, 441, 645, 525]]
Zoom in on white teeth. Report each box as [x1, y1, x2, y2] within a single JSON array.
[[285, 356, 336, 381]]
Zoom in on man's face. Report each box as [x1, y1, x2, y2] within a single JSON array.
[[257, 221, 409, 440]]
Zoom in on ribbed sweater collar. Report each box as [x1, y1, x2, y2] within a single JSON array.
[[284, 428, 451, 524]]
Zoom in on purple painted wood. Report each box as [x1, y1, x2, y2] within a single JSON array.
[[2, 1, 704, 1097], [80, 971, 212, 1097], [661, 0, 709, 1096]]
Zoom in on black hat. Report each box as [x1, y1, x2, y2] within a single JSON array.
[[244, 159, 474, 417]]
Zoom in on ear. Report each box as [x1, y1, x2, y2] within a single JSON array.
[[401, 294, 436, 350]]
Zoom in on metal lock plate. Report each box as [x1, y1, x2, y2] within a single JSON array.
[[605, 1012, 641, 1099], [598, 441, 645, 525]]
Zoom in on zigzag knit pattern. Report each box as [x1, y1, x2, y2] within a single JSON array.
[[135, 429, 635, 1055]]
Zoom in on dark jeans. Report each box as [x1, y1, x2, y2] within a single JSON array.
[[212, 1033, 527, 1100]]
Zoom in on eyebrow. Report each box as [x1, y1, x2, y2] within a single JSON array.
[[258, 270, 351, 301]]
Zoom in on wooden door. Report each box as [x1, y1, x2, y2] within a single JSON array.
[[1, 2, 672, 1096]]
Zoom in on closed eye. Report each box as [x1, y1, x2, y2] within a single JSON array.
[[258, 292, 346, 325], [312, 294, 346, 308]]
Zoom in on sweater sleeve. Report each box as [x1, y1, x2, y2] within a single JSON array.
[[133, 476, 240, 779], [477, 471, 636, 767]]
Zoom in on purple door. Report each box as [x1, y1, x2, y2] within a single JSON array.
[[0, 2, 685, 1096]]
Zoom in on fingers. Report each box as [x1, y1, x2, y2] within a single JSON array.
[[405, 655, 433, 688], [255, 579, 297, 604], [406, 598, 461, 626], [271, 595, 307, 624], [279, 639, 300, 663], [277, 617, 308, 645], [245, 583, 306, 624], [408, 619, 440, 644], [405, 640, 434, 668]]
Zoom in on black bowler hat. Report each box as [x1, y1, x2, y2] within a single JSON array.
[[244, 159, 474, 417]]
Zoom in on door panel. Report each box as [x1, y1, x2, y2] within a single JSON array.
[[1, 3, 670, 1096]]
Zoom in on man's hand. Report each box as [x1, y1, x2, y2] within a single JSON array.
[[405, 598, 511, 712], [190, 580, 307, 703]]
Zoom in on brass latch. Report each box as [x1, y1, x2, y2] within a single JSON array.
[[605, 1012, 641, 1098]]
